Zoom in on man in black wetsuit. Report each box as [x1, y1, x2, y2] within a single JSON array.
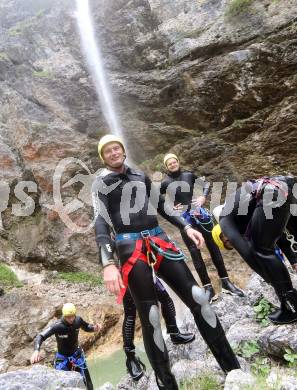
[[160, 153, 244, 302], [31, 303, 100, 390], [93, 224, 195, 381], [211, 175, 297, 325], [93, 134, 240, 390]]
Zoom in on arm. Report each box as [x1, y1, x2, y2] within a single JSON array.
[[31, 324, 56, 364], [146, 175, 189, 230], [192, 174, 210, 206], [78, 316, 101, 332], [95, 213, 116, 268], [93, 177, 117, 268], [93, 180, 123, 294], [160, 177, 183, 211], [146, 176, 204, 248], [34, 325, 56, 351], [80, 317, 94, 332]]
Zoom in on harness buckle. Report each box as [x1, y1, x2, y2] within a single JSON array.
[[141, 230, 151, 238]]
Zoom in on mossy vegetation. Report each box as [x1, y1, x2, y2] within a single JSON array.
[[8, 20, 35, 36], [0, 263, 23, 289], [181, 373, 223, 390], [226, 0, 255, 17], [32, 70, 52, 79], [31, 122, 48, 132], [0, 52, 9, 61], [55, 271, 103, 286]]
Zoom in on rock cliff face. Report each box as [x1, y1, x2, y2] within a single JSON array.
[[1, 1, 297, 386], [0, 0, 296, 269], [0, 0, 297, 270]]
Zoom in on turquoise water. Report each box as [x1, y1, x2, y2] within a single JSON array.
[[88, 343, 150, 387]]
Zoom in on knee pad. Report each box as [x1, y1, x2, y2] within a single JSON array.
[[149, 305, 165, 353], [191, 285, 217, 328]]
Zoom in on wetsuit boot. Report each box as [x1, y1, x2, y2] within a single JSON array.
[[170, 332, 195, 345], [158, 284, 195, 345], [153, 360, 179, 390], [268, 289, 297, 324], [221, 277, 245, 297], [125, 350, 146, 381], [203, 283, 216, 303], [166, 323, 195, 345]]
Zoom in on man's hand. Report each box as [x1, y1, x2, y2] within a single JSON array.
[[30, 351, 42, 364], [173, 203, 184, 211], [292, 264, 297, 272], [93, 323, 101, 332], [103, 264, 124, 295], [192, 196, 206, 207], [186, 228, 204, 249]]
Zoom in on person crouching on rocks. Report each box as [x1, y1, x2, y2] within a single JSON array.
[[30, 303, 101, 390], [212, 175, 297, 325]]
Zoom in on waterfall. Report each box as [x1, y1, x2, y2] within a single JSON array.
[[75, 0, 122, 138]]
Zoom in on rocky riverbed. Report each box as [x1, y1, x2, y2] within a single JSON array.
[[1, 271, 297, 389]]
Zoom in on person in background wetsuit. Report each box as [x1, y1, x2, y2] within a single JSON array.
[[93, 134, 240, 390], [212, 175, 297, 325], [160, 153, 244, 302], [94, 223, 195, 381], [31, 303, 100, 390]]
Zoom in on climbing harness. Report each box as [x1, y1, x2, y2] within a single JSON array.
[[116, 227, 185, 303], [182, 207, 214, 233], [55, 349, 87, 375], [285, 229, 297, 253]]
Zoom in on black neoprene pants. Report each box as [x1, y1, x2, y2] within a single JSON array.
[[122, 278, 178, 357], [181, 226, 228, 285], [117, 232, 239, 388], [221, 177, 297, 298]]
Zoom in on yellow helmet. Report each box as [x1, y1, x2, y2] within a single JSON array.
[[163, 153, 179, 168], [211, 224, 225, 250], [62, 303, 76, 317], [98, 134, 125, 161]]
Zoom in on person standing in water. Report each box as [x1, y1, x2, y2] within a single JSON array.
[[31, 303, 100, 390]]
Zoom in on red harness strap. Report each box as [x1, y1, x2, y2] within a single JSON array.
[[117, 236, 180, 304]]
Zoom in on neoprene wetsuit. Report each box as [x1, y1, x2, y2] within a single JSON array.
[[160, 170, 228, 285], [93, 165, 239, 390], [122, 278, 180, 357], [34, 316, 94, 389], [94, 221, 194, 380], [220, 175, 297, 323]]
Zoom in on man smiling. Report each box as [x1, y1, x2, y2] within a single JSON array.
[[93, 134, 240, 390]]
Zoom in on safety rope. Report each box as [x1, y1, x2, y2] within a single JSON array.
[[190, 207, 214, 233], [149, 240, 185, 261]]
